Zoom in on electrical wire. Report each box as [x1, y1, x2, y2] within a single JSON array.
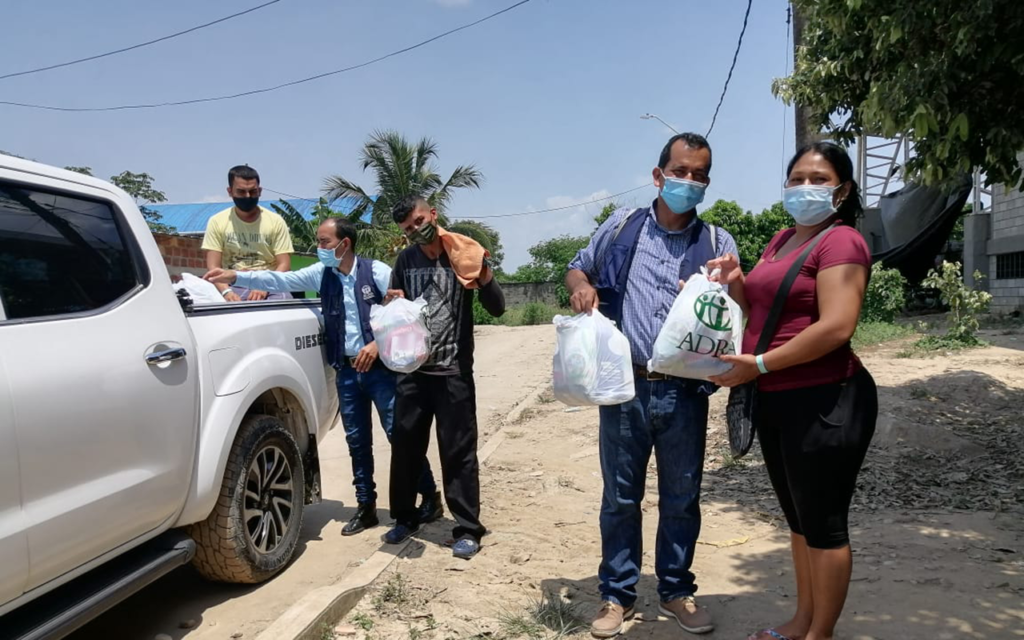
[[455, 185, 652, 219], [262, 187, 322, 206], [0, 0, 288, 82], [705, 0, 755, 137], [0, 0, 533, 112], [259, 184, 653, 220]]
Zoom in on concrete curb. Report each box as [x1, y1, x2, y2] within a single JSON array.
[[259, 380, 550, 640], [254, 543, 409, 640]]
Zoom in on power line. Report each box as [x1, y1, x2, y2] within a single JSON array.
[[262, 187, 321, 206], [261, 184, 653, 221], [458, 185, 652, 219], [0, 0, 534, 112], [705, 0, 755, 137], [0, 0, 288, 82]]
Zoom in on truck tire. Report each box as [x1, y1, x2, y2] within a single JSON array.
[[189, 415, 305, 583]]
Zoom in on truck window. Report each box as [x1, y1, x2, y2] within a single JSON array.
[[0, 183, 140, 320]]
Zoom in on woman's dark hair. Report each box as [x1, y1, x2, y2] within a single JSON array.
[[786, 141, 862, 227]]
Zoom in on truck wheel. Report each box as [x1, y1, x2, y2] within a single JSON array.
[[190, 414, 305, 583]]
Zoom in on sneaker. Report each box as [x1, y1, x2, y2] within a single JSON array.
[[383, 522, 419, 545], [416, 491, 444, 524], [341, 503, 378, 536], [658, 596, 714, 634], [451, 538, 480, 559], [590, 601, 634, 638]]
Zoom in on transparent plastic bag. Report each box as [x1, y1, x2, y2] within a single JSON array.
[[370, 297, 432, 373], [173, 272, 225, 305], [552, 310, 635, 406], [649, 267, 743, 381]]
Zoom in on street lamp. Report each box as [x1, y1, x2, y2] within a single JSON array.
[[640, 113, 679, 134]]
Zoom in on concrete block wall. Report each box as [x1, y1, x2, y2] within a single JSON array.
[[986, 263, 1024, 313], [986, 152, 1024, 313], [500, 281, 560, 307], [991, 184, 1024, 235]]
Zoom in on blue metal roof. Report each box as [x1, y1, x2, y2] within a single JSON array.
[[148, 197, 371, 234]]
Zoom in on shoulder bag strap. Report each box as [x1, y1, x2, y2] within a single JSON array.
[[754, 226, 835, 355]]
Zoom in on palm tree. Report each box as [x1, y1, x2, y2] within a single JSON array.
[[322, 130, 484, 256], [272, 198, 336, 254]]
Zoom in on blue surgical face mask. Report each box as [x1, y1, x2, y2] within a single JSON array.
[[783, 185, 838, 226], [660, 172, 707, 214], [317, 244, 348, 269]]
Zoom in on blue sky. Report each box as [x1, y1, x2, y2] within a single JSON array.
[[0, 0, 795, 268]]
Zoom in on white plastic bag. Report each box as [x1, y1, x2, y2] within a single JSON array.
[[173, 272, 225, 305], [552, 311, 635, 406], [370, 297, 432, 373], [649, 267, 743, 381]]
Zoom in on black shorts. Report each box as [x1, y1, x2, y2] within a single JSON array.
[[756, 367, 878, 549]]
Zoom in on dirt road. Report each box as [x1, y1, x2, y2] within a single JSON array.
[[68, 325, 556, 640], [342, 332, 1024, 640]]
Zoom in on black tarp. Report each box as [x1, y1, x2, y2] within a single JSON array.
[[869, 176, 973, 283]]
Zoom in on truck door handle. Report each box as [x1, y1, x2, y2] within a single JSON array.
[[146, 347, 188, 365]]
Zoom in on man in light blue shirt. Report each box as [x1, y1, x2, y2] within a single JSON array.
[[204, 218, 441, 536]]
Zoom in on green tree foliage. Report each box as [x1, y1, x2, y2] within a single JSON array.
[[921, 261, 992, 345], [700, 200, 795, 269], [862, 263, 908, 323], [774, 0, 1024, 187], [507, 235, 591, 308], [64, 166, 93, 176], [593, 201, 619, 227], [109, 170, 174, 234], [271, 198, 337, 254]]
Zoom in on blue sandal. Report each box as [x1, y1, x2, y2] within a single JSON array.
[[748, 630, 791, 640]]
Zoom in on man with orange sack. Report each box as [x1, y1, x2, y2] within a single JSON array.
[[380, 196, 505, 560]]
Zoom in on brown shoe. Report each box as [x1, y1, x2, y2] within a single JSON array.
[[658, 596, 714, 634], [590, 601, 634, 638]]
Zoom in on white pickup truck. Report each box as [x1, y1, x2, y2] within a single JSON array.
[[0, 157, 339, 639]]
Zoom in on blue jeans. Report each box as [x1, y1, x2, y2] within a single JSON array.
[[337, 363, 437, 505], [598, 377, 709, 607]]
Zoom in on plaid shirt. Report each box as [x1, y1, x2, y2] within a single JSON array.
[[569, 202, 737, 365]]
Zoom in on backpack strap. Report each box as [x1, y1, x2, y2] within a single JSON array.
[[595, 207, 645, 274], [755, 225, 836, 355]]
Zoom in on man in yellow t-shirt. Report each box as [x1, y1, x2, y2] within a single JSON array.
[[202, 165, 294, 301]]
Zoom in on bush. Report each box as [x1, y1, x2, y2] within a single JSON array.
[[862, 264, 908, 323], [474, 299, 565, 327], [920, 261, 992, 346], [852, 320, 913, 350], [502, 303, 564, 327]]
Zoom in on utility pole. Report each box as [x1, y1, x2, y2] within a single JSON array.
[[792, 4, 821, 150]]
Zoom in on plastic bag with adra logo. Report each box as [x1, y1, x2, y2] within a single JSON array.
[[649, 267, 743, 381], [370, 297, 432, 373], [551, 310, 635, 406]]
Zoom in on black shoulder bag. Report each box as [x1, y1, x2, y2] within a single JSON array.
[[726, 226, 835, 458]]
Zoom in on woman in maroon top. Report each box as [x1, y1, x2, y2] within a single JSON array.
[[708, 142, 877, 640]]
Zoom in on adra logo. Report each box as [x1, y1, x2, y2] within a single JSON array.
[[693, 291, 733, 331], [675, 290, 736, 357]]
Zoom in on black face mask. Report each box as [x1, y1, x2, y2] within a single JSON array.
[[233, 196, 260, 213]]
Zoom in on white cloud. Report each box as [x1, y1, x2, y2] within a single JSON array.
[[492, 189, 627, 271], [199, 194, 227, 203]]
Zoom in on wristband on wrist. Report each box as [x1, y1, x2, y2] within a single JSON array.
[[755, 354, 769, 375]]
